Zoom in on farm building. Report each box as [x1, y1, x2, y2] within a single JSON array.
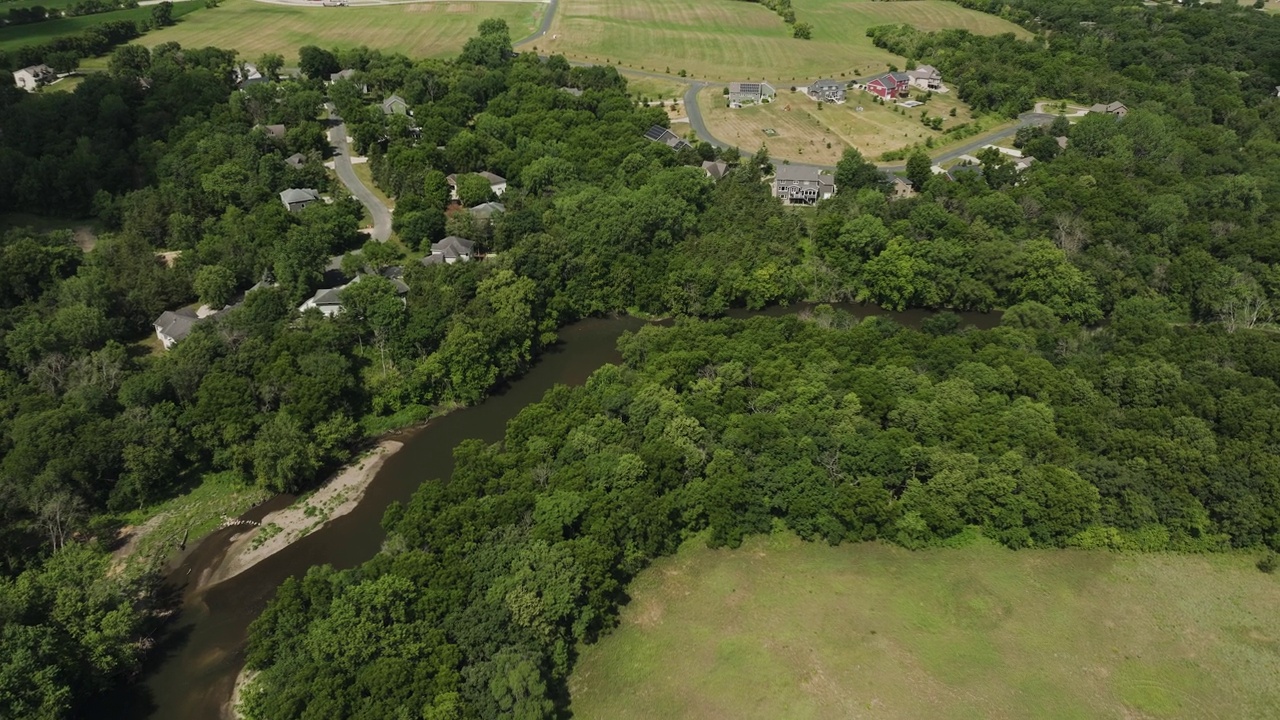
[[773, 165, 836, 205], [12, 64, 55, 92], [867, 71, 912, 100], [728, 81, 776, 106], [644, 125, 693, 151], [806, 79, 846, 104]]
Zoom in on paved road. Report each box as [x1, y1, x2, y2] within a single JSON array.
[[326, 103, 392, 241], [514, 0, 558, 47]]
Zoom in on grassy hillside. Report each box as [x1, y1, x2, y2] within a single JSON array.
[[0, 1, 202, 51], [536, 0, 1029, 82], [140, 0, 545, 60], [570, 535, 1280, 719]]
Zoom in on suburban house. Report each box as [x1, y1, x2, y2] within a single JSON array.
[[1014, 156, 1037, 172], [12, 64, 55, 92], [890, 175, 917, 199], [907, 65, 944, 92], [284, 152, 307, 169], [298, 272, 409, 317], [153, 309, 200, 349], [702, 160, 730, 180], [446, 172, 507, 201], [257, 123, 286, 140], [866, 71, 912, 100], [279, 188, 321, 212], [329, 69, 369, 92], [421, 236, 475, 265], [381, 94, 410, 116], [644, 125, 693, 151], [233, 63, 265, 88], [1088, 101, 1128, 117], [806, 79, 846, 104], [772, 165, 836, 205], [728, 81, 776, 106], [469, 201, 506, 220]]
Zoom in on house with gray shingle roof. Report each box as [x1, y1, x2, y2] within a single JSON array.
[[280, 188, 321, 212], [284, 152, 307, 169], [469, 201, 506, 220], [153, 309, 200, 349], [807, 79, 847, 103], [381, 94, 410, 116], [421, 236, 475, 265], [702, 160, 730, 180], [773, 165, 835, 205]]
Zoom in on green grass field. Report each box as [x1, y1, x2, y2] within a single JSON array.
[[537, 0, 1028, 82], [570, 534, 1280, 720], [140, 0, 544, 61], [0, 2, 202, 51]]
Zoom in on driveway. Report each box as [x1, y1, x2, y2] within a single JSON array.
[[326, 103, 392, 242]]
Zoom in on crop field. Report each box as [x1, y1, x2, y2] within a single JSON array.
[[569, 534, 1280, 720], [0, 2, 202, 51], [140, 0, 544, 61], [699, 85, 980, 164], [537, 0, 1028, 82]]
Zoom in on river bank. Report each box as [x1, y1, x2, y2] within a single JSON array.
[[199, 440, 404, 590]]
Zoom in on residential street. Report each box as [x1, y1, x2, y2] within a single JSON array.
[[326, 103, 392, 241]]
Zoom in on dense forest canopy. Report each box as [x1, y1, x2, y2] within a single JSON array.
[[0, 0, 1278, 716]]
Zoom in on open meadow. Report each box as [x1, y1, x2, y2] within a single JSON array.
[[699, 85, 989, 164], [140, 0, 544, 60], [569, 534, 1280, 720], [0, 1, 202, 51], [535, 0, 1028, 82]]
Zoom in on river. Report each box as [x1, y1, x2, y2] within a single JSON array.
[[138, 305, 999, 720]]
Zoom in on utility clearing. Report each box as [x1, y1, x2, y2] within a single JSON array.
[[569, 534, 1280, 720]]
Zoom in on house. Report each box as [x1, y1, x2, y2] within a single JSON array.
[[907, 65, 944, 92], [284, 152, 307, 169], [702, 160, 730, 180], [866, 71, 912, 100], [772, 165, 836, 205], [279, 188, 321, 212], [1088, 101, 1128, 117], [445, 172, 507, 201], [890, 175, 917, 199], [469, 201, 506, 220], [12, 64, 55, 92], [298, 272, 408, 317], [1055, 135, 1069, 150], [153, 309, 200, 349], [1014, 156, 1037, 172], [644, 125, 693, 151], [233, 63, 265, 88], [806, 79, 846, 104], [421, 236, 475, 265], [559, 86, 584, 97], [1275, 85, 1280, 98], [257, 124, 286, 140], [381, 94, 410, 116], [728, 81, 776, 106]]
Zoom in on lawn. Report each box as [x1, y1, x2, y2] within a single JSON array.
[[700, 85, 984, 165], [538, 0, 1028, 82], [0, 2, 203, 51], [569, 533, 1280, 720], [620, 73, 689, 104], [140, 0, 545, 61]]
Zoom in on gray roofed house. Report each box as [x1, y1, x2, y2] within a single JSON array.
[[446, 172, 507, 200], [234, 63, 265, 88], [299, 286, 347, 317], [907, 65, 944, 91], [807, 79, 847, 103], [644, 125, 693, 151], [12, 64, 55, 92], [469, 201, 506, 219], [702, 160, 730, 180], [153, 309, 200, 349], [258, 123, 286, 140], [422, 236, 475, 265], [772, 165, 836, 205], [330, 69, 356, 82], [280, 188, 321, 212], [1088, 101, 1128, 117], [728, 81, 776, 106], [284, 152, 307, 169], [381, 94, 410, 116]]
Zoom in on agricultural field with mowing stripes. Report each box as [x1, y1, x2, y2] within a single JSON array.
[[570, 534, 1280, 720], [536, 0, 1029, 82], [0, 1, 203, 51], [140, 0, 544, 61]]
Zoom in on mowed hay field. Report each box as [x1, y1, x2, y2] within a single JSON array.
[[569, 535, 1280, 720], [537, 0, 1028, 82], [141, 0, 544, 61], [699, 86, 989, 164]]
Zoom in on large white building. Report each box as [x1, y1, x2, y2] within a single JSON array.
[[12, 64, 56, 92]]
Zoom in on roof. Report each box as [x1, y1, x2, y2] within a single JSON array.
[[420, 253, 445, 266], [16, 64, 54, 76], [476, 171, 506, 186], [309, 287, 345, 306], [560, 86, 584, 97], [154, 309, 199, 341], [381, 94, 408, 113], [279, 188, 321, 205], [469, 201, 507, 218], [775, 164, 832, 184], [811, 79, 842, 89], [284, 152, 307, 168], [908, 65, 940, 78], [702, 160, 730, 180], [330, 69, 356, 82], [644, 125, 692, 151], [431, 236, 475, 258], [729, 81, 773, 94], [871, 72, 910, 87], [258, 124, 286, 139]]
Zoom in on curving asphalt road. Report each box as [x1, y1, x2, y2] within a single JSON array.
[[326, 103, 392, 242], [514, 0, 558, 47]]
